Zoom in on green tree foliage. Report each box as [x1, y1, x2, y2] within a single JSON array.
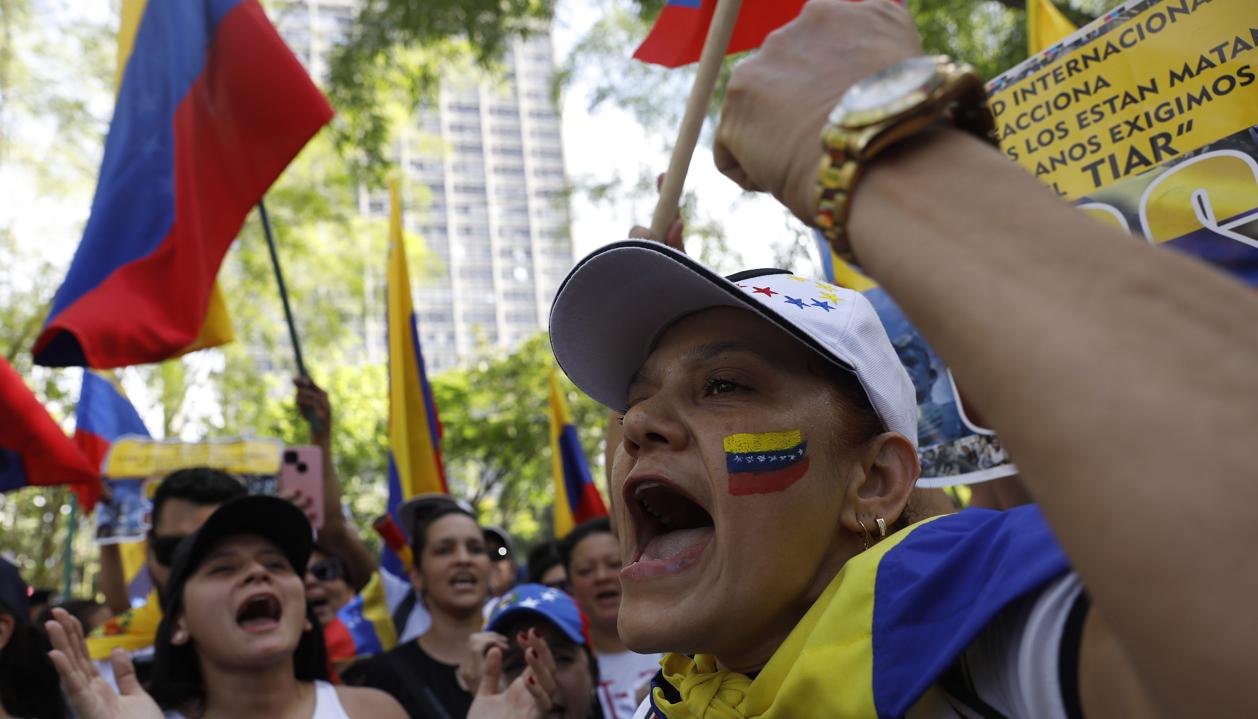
[[0, 0, 114, 594], [433, 333, 607, 543], [324, 0, 553, 183]]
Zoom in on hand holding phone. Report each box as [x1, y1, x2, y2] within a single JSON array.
[[279, 446, 324, 530]]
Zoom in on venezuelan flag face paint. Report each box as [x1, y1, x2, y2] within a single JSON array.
[[723, 430, 811, 496]]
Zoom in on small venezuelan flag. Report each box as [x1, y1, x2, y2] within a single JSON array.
[[723, 430, 810, 496], [324, 572, 397, 662], [550, 369, 608, 537], [633, 0, 901, 69]]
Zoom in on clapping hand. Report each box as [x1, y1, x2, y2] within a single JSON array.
[[467, 629, 562, 719], [45, 608, 162, 719]]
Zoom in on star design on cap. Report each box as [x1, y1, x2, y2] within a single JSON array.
[[818, 291, 841, 304], [784, 296, 808, 309], [520, 597, 541, 609], [752, 286, 777, 297], [540, 589, 560, 602], [810, 299, 833, 312]]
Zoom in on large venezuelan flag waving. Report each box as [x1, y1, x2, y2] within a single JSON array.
[[72, 371, 151, 512], [385, 180, 447, 570], [549, 369, 607, 538], [34, 0, 333, 368], [0, 359, 98, 496]]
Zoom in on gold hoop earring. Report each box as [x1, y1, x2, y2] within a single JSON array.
[[857, 518, 872, 551], [875, 516, 888, 539]]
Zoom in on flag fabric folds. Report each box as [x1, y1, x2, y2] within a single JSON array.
[[549, 369, 607, 538], [633, 0, 911, 69], [385, 180, 447, 570], [34, 0, 332, 368], [1027, 0, 1078, 54], [634, 0, 808, 68], [73, 371, 151, 512], [0, 358, 98, 496], [645, 507, 1068, 717], [324, 572, 398, 663]]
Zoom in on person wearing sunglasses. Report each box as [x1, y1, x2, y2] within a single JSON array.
[[305, 546, 355, 628], [87, 468, 247, 688]]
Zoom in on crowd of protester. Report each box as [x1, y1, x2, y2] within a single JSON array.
[[3, 1, 1256, 717]]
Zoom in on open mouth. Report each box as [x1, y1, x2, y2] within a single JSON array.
[[628, 479, 715, 570], [449, 572, 479, 591], [235, 593, 282, 631]]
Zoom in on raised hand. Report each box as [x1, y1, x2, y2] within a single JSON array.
[[277, 487, 320, 528], [466, 629, 561, 719], [294, 376, 331, 443], [44, 608, 162, 719], [630, 172, 686, 252], [457, 631, 511, 694], [714, 0, 923, 223]]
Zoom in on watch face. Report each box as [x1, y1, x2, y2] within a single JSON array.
[[831, 56, 941, 124]]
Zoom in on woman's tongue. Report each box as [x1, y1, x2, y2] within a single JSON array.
[[641, 526, 712, 561]]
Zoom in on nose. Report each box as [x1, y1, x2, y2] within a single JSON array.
[[244, 560, 276, 585], [621, 392, 689, 459]]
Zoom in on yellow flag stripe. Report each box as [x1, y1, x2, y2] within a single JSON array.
[[549, 368, 575, 537], [388, 179, 444, 497], [723, 430, 804, 454]]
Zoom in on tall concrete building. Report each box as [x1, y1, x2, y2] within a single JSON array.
[[274, 1, 573, 373]]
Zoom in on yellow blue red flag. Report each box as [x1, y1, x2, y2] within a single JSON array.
[[549, 368, 607, 537], [1027, 0, 1078, 54], [386, 180, 447, 568], [33, 0, 330, 368]]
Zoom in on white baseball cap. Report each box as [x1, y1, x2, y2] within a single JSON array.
[[549, 241, 919, 448]]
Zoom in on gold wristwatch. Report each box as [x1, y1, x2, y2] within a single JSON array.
[[815, 55, 997, 260]]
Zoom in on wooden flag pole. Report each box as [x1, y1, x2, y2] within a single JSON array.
[[648, 0, 745, 243], [258, 199, 321, 433]]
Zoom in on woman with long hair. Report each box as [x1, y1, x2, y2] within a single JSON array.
[[342, 502, 493, 718], [45, 495, 405, 719]]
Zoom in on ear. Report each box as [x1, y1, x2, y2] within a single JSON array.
[[171, 613, 190, 646], [839, 432, 920, 538], [0, 613, 15, 652]]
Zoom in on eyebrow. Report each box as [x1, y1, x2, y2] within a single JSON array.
[[626, 341, 776, 395]]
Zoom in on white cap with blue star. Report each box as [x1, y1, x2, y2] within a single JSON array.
[[548, 240, 918, 449]]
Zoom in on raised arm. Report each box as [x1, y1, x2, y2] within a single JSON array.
[[294, 377, 377, 590], [714, 1, 1258, 714]]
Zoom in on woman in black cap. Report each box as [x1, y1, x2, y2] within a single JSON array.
[[45, 495, 405, 719]]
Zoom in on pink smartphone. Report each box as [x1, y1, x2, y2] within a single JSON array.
[[279, 445, 324, 530]]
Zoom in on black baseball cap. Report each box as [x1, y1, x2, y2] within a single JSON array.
[[164, 495, 313, 612], [0, 557, 29, 618]]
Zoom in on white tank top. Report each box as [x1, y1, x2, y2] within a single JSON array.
[[164, 680, 351, 719]]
